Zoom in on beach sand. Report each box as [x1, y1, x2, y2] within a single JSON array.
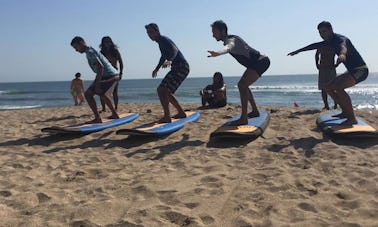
[[0, 103, 377, 226]]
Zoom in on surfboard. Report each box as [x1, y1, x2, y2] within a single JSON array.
[[316, 112, 378, 138], [116, 111, 200, 136], [41, 113, 139, 134], [210, 109, 270, 139]]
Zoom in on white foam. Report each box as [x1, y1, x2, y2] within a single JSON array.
[[0, 105, 42, 110]]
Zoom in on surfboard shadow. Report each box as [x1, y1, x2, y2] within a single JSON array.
[[206, 136, 259, 148], [121, 134, 205, 160]]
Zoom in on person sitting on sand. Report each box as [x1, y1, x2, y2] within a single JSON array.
[[208, 20, 270, 125], [288, 21, 368, 125], [200, 72, 227, 108], [71, 36, 120, 124], [70, 72, 85, 106]]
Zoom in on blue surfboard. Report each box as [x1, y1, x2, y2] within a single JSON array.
[[116, 111, 200, 136], [316, 112, 378, 138], [210, 109, 270, 139], [41, 113, 139, 134]]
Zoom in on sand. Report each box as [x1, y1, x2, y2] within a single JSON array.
[[0, 103, 377, 227]]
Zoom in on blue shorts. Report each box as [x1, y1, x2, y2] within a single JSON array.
[[160, 61, 189, 93]]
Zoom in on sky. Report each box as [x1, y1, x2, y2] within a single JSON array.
[[0, 0, 377, 82]]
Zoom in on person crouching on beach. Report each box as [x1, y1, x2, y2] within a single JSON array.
[[288, 21, 368, 125], [71, 36, 120, 124], [145, 23, 190, 123], [200, 72, 227, 108], [208, 20, 270, 126], [70, 72, 85, 106]]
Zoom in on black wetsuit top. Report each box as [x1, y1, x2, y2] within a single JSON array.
[[155, 35, 187, 71], [298, 33, 366, 71]]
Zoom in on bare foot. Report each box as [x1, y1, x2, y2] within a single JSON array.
[[172, 112, 187, 119], [107, 114, 120, 119], [157, 116, 172, 123], [247, 111, 260, 118]]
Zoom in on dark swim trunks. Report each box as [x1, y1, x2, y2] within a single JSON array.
[[248, 56, 270, 76], [350, 65, 368, 84], [88, 78, 118, 96], [160, 61, 190, 93]]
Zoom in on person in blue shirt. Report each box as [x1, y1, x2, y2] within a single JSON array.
[[71, 36, 120, 124], [145, 23, 190, 123], [208, 20, 270, 126], [288, 21, 368, 125]]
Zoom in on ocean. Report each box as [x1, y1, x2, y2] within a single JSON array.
[[1, 73, 378, 110]]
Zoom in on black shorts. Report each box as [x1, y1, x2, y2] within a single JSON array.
[[248, 56, 270, 76], [88, 77, 118, 96], [160, 61, 190, 93], [350, 66, 368, 84]]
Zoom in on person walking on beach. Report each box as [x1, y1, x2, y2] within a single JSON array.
[[288, 21, 368, 125], [145, 23, 189, 123], [208, 20, 270, 125], [71, 36, 120, 123], [315, 46, 338, 110], [200, 72, 227, 108], [99, 36, 124, 112], [70, 72, 85, 106]]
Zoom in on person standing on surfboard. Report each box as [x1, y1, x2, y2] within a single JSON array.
[[145, 23, 189, 123], [288, 21, 368, 125], [208, 20, 270, 126], [71, 36, 120, 124]]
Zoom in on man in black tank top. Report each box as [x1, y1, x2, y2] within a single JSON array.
[[288, 21, 368, 125], [208, 20, 270, 126]]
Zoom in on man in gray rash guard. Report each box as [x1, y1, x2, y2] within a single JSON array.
[[145, 23, 189, 123], [208, 20, 270, 126], [288, 21, 368, 125]]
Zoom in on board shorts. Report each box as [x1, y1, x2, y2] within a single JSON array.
[[350, 65, 368, 84], [318, 68, 336, 90], [160, 61, 190, 93], [88, 76, 118, 96], [247, 56, 270, 76]]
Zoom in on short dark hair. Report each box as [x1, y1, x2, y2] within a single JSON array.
[[211, 20, 228, 33], [75, 72, 81, 78], [71, 36, 84, 46], [145, 23, 159, 32], [317, 21, 333, 30]]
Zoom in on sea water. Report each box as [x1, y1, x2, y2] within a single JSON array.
[[1, 73, 377, 110]]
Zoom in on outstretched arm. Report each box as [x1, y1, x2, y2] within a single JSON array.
[[287, 41, 325, 56]]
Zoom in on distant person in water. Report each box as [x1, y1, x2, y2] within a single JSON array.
[[99, 36, 124, 112], [145, 23, 190, 123], [200, 72, 227, 108], [288, 21, 368, 125], [315, 45, 338, 110], [208, 20, 270, 125], [70, 72, 85, 106], [71, 36, 120, 124]]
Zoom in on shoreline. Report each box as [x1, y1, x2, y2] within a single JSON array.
[[1, 103, 378, 226]]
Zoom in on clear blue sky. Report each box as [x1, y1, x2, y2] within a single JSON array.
[[1, 0, 377, 82]]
